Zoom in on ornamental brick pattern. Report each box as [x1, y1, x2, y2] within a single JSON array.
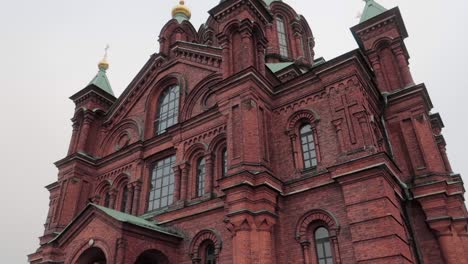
[[29, 1, 467, 264]]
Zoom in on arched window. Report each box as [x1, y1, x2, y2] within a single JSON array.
[[222, 148, 228, 178], [276, 16, 289, 57], [156, 85, 180, 135], [197, 157, 206, 197], [315, 227, 334, 264], [300, 124, 317, 169], [103, 191, 110, 208], [148, 155, 176, 211], [120, 185, 128, 212], [205, 244, 216, 264]]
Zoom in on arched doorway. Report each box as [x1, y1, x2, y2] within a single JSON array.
[[76, 247, 106, 264], [135, 249, 170, 264]]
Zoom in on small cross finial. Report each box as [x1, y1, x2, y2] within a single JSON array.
[[98, 44, 110, 71], [104, 44, 110, 60]]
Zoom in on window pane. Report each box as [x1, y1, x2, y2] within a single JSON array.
[[148, 155, 176, 211], [197, 157, 206, 197], [300, 124, 318, 169], [156, 86, 180, 135], [276, 17, 289, 57]]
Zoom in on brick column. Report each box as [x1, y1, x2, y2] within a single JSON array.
[[300, 241, 312, 264], [115, 238, 127, 264], [67, 119, 80, 155], [108, 189, 117, 209], [125, 183, 134, 214], [76, 112, 94, 153], [173, 165, 181, 201], [204, 154, 214, 195], [180, 163, 189, 201], [369, 53, 387, 91], [392, 45, 414, 87], [429, 219, 467, 264], [131, 182, 141, 215], [254, 216, 276, 264]]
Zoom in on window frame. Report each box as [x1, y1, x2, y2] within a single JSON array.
[[196, 157, 207, 197], [276, 16, 290, 58], [147, 155, 176, 211], [314, 227, 334, 264], [155, 85, 180, 135], [300, 123, 318, 170]]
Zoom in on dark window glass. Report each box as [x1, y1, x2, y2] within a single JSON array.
[[156, 85, 180, 134], [197, 157, 206, 197], [206, 244, 216, 264], [315, 227, 333, 264], [121, 185, 128, 212], [103, 191, 110, 208], [148, 156, 176, 211], [276, 17, 289, 57], [222, 148, 228, 178], [300, 124, 317, 169]]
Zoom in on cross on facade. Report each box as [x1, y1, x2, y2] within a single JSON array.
[[335, 94, 358, 144]]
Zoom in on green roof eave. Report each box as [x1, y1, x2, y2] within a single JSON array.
[[266, 62, 294, 73], [360, 0, 388, 23], [48, 204, 182, 244], [88, 69, 114, 96]]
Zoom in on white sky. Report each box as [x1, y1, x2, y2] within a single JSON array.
[[0, 0, 467, 262]]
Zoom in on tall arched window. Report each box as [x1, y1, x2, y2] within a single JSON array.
[[315, 227, 334, 264], [222, 148, 227, 178], [156, 85, 180, 135], [300, 124, 317, 169], [148, 155, 176, 211], [120, 185, 128, 212], [205, 244, 216, 264], [197, 157, 206, 197], [276, 16, 289, 57]]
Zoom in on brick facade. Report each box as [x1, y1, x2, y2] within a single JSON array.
[[29, 1, 467, 263]]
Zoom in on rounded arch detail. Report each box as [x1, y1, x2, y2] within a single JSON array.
[[189, 229, 223, 259], [295, 209, 339, 242], [68, 238, 111, 264], [286, 109, 320, 134], [99, 119, 141, 157]]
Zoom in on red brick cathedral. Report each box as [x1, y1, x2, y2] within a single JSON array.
[[29, 0, 468, 263]]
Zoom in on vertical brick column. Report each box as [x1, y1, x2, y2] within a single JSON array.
[[173, 165, 181, 201], [180, 163, 189, 201], [339, 172, 414, 263], [392, 44, 414, 87], [131, 182, 141, 215], [254, 216, 276, 264], [76, 112, 94, 154], [67, 119, 80, 155], [204, 154, 214, 195], [125, 183, 133, 214], [115, 238, 126, 264]]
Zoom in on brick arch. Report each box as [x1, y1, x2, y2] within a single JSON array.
[[286, 109, 319, 134], [295, 209, 339, 242], [68, 238, 112, 264], [189, 229, 223, 259], [183, 142, 207, 162]]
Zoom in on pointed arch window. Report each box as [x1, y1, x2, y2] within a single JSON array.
[[197, 157, 206, 197], [300, 124, 317, 169], [315, 227, 334, 264], [276, 16, 289, 57], [156, 85, 180, 135]]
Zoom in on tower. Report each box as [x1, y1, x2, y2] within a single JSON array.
[[29, 1, 467, 263]]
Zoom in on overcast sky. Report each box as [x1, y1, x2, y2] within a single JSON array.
[[1, 0, 467, 262]]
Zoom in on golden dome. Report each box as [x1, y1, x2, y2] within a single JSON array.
[[98, 45, 110, 71], [98, 58, 109, 71], [172, 0, 191, 19]]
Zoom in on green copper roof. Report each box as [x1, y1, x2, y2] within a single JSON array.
[[360, 0, 387, 23], [267, 62, 294, 73], [88, 67, 114, 96], [93, 204, 180, 236]]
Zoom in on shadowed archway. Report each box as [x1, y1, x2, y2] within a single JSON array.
[[76, 247, 106, 264], [135, 249, 170, 264]]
